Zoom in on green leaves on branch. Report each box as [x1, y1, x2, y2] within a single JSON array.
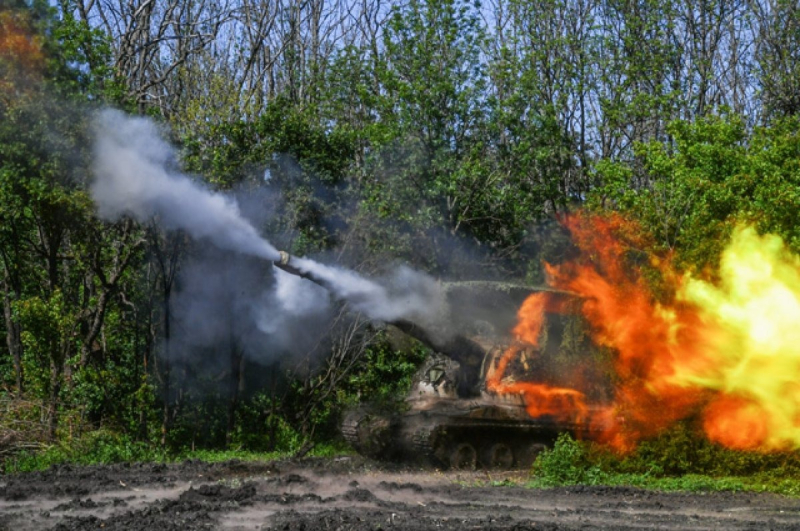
[[592, 113, 800, 271]]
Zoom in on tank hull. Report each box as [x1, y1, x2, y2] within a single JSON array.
[[343, 398, 604, 469]]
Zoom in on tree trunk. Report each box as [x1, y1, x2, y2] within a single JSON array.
[[225, 330, 245, 448], [161, 290, 171, 447], [1, 274, 23, 396], [48, 352, 62, 441]]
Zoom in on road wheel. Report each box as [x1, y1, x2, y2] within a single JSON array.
[[449, 442, 477, 470], [516, 442, 548, 468], [481, 442, 514, 470]]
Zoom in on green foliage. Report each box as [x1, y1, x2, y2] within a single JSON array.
[[529, 428, 800, 495], [591, 113, 800, 271], [4, 430, 166, 473], [348, 0, 534, 270], [172, 448, 288, 464], [615, 423, 800, 478], [181, 97, 357, 189], [44, 9, 121, 99], [230, 394, 302, 452], [381, 0, 486, 151], [4, 441, 351, 475], [342, 336, 429, 409], [613, 422, 703, 476], [308, 441, 356, 458], [596, 0, 684, 146], [530, 433, 609, 487]]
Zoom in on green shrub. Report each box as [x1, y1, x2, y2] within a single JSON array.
[[530, 433, 608, 487], [343, 338, 429, 409], [613, 422, 800, 478], [232, 393, 302, 452], [616, 422, 703, 476], [525, 425, 800, 495]]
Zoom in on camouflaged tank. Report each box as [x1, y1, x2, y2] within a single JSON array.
[[340, 337, 610, 470], [274, 253, 611, 469]]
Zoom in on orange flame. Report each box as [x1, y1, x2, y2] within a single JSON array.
[[491, 212, 800, 452], [703, 396, 768, 451], [485, 292, 592, 425], [545, 214, 707, 449]]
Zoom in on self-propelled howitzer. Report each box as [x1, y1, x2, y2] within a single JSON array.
[[272, 252, 610, 469]]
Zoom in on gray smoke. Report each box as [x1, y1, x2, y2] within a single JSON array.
[[255, 267, 331, 340], [290, 257, 446, 324], [170, 248, 333, 368], [91, 109, 280, 261], [90, 109, 448, 364]]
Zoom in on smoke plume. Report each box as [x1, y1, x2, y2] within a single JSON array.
[[89, 109, 447, 364], [91, 109, 280, 261], [290, 257, 446, 324], [170, 247, 333, 368]]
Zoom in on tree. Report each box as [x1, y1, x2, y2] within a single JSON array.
[[592, 113, 800, 270], [0, 2, 145, 443], [754, 0, 800, 118]]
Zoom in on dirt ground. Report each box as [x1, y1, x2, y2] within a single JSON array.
[[2, 457, 800, 530]]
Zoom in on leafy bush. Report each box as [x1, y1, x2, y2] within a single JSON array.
[[232, 394, 302, 452], [613, 422, 800, 478], [527, 425, 800, 495], [615, 422, 704, 476], [342, 336, 429, 409], [530, 433, 608, 487]]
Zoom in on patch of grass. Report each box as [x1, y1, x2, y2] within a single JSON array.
[[307, 441, 356, 458], [4, 443, 291, 474], [174, 448, 288, 463], [4, 430, 167, 473], [526, 432, 800, 496], [175, 440, 355, 462], [3, 429, 359, 474], [570, 472, 800, 495]]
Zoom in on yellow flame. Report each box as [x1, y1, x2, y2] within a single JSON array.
[[678, 226, 800, 449]]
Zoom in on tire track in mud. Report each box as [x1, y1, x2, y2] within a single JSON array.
[[1, 458, 800, 530]]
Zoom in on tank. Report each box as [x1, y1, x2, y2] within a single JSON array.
[[274, 252, 612, 469], [340, 334, 611, 470]]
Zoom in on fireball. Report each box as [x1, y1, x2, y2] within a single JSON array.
[[493, 213, 800, 452]]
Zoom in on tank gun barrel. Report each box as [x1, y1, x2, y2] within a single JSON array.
[[271, 251, 487, 393], [272, 250, 446, 348], [274, 251, 321, 285]]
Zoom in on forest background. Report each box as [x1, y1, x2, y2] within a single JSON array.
[[2, 0, 800, 477]]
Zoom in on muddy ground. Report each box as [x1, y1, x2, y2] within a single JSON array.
[[2, 457, 800, 530]]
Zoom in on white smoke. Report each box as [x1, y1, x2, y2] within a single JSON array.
[[255, 268, 330, 338], [91, 109, 280, 261], [291, 257, 446, 324], [90, 109, 446, 350]]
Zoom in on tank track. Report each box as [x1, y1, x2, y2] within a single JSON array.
[[343, 408, 577, 468], [410, 426, 444, 465], [341, 408, 393, 458], [411, 426, 435, 455], [405, 422, 453, 465]]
